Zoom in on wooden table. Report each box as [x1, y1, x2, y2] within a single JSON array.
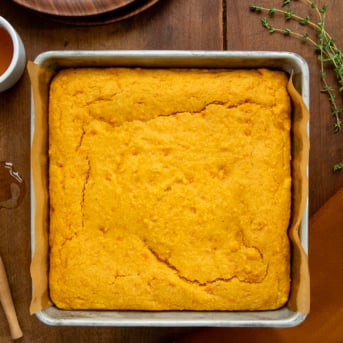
[[0, 0, 342, 342]]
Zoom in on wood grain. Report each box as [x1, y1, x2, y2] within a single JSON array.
[[39, 0, 162, 25], [0, 256, 23, 340], [11, 0, 162, 25], [11, 0, 138, 17]]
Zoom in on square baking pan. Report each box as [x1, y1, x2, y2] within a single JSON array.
[[30, 50, 309, 327]]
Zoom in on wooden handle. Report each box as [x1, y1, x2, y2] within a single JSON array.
[[0, 256, 23, 340]]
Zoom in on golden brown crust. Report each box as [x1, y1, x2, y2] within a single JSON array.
[[48, 68, 291, 310]]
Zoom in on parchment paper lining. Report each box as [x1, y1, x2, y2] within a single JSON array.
[[28, 61, 310, 315]]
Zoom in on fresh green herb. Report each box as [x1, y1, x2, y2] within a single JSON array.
[[283, 28, 292, 35], [333, 163, 343, 172], [284, 9, 294, 20], [300, 15, 310, 25], [269, 7, 276, 16], [249, 0, 343, 171], [249, 0, 342, 131], [302, 32, 309, 41]]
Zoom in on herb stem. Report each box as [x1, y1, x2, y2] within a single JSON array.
[[266, 25, 317, 45], [250, 5, 318, 28], [334, 163, 343, 172], [250, 1, 343, 132], [250, 0, 343, 170]]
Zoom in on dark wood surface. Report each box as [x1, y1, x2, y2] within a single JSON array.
[[0, 0, 342, 342]]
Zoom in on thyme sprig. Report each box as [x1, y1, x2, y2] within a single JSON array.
[[249, 0, 343, 172], [333, 163, 343, 172]]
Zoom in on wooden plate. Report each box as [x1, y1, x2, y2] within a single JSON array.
[[41, 0, 159, 25], [11, 0, 138, 17], [12, 0, 161, 25]]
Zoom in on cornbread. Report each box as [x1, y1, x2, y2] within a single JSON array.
[[48, 67, 291, 311]]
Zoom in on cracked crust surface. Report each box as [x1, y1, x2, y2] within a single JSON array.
[[48, 68, 291, 310]]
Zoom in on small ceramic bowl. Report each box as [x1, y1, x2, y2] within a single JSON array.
[[0, 16, 26, 92]]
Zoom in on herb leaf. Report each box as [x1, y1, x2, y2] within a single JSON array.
[[249, 1, 343, 170]]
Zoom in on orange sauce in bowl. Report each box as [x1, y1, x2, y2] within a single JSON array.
[[0, 26, 13, 76]]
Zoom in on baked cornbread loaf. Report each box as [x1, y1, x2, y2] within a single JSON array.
[[48, 67, 291, 311]]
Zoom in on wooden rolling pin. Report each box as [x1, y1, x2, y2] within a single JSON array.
[[0, 256, 23, 340], [0, 162, 24, 339]]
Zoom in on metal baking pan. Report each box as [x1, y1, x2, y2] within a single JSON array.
[[31, 50, 309, 327]]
